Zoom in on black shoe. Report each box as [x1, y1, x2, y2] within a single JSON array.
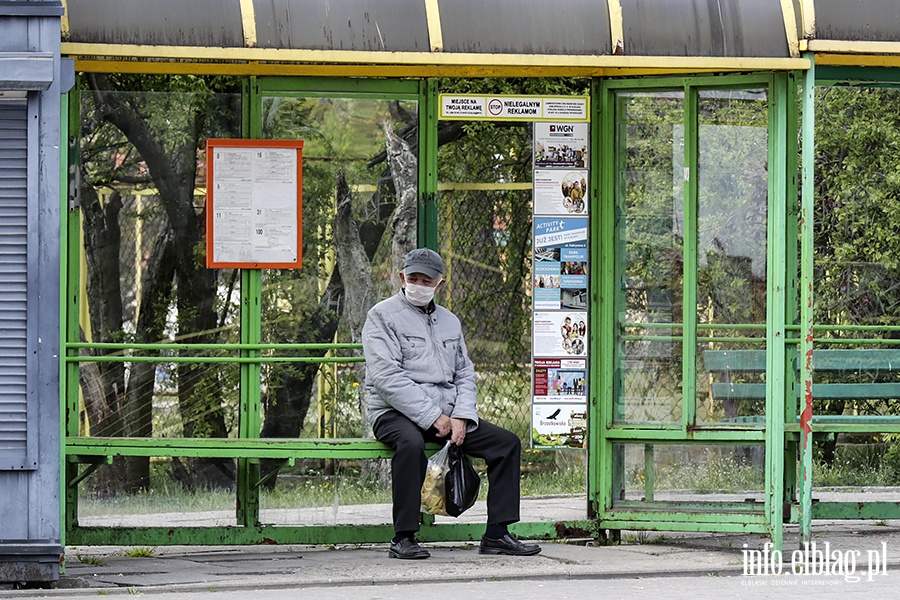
[[479, 533, 542, 556], [388, 537, 430, 559]]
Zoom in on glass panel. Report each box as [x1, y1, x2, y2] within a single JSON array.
[[615, 91, 685, 424], [76, 82, 243, 494], [258, 96, 418, 444], [437, 120, 586, 501], [611, 443, 765, 507], [77, 456, 238, 527], [438, 121, 534, 442], [811, 86, 900, 487], [695, 88, 769, 424]]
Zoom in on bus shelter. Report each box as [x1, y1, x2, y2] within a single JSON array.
[[9, 0, 900, 575]]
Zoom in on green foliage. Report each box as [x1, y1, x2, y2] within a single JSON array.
[[621, 531, 668, 545], [814, 442, 897, 487], [520, 464, 586, 497], [75, 554, 106, 567], [627, 448, 765, 493], [814, 87, 900, 328], [123, 547, 156, 558]]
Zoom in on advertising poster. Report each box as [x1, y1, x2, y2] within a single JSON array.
[[532, 403, 587, 449], [533, 357, 587, 400], [439, 95, 589, 121], [529, 119, 590, 450], [533, 218, 588, 311], [533, 169, 589, 215], [533, 311, 588, 357], [534, 216, 587, 250], [534, 122, 589, 168]]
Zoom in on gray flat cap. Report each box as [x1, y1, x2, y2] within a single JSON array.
[[403, 248, 444, 278]]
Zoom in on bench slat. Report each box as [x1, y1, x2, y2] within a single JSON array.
[[65, 437, 442, 461], [710, 382, 900, 401], [703, 349, 900, 372]]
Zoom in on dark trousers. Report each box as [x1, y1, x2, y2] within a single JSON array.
[[373, 410, 522, 534]]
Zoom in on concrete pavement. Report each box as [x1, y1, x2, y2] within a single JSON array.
[[5, 494, 900, 596], [34, 522, 900, 596]]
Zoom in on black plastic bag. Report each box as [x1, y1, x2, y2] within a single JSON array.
[[445, 444, 480, 517]]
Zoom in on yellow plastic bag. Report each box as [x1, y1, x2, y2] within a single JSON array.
[[420, 442, 451, 516]]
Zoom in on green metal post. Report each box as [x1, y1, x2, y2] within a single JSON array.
[[63, 90, 83, 539], [765, 73, 788, 551], [237, 77, 262, 527], [782, 71, 802, 521], [419, 78, 439, 529], [643, 444, 654, 501], [419, 79, 439, 250], [799, 54, 817, 545], [682, 81, 698, 431], [594, 79, 616, 517], [237, 268, 262, 526]]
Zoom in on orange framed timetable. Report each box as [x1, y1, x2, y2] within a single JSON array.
[[206, 139, 303, 269]]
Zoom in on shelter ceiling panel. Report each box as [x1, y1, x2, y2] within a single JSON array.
[[439, 0, 611, 55], [621, 0, 790, 57], [814, 0, 900, 42], [254, 0, 429, 51], [65, 0, 245, 47]]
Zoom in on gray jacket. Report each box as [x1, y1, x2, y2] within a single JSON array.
[[362, 291, 479, 432]]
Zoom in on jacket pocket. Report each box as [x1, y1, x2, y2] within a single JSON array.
[[399, 335, 428, 362], [441, 336, 461, 367]]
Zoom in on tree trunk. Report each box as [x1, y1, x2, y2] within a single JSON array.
[[78, 176, 127, 496], [123, 230, 177, 493], [332, 125, 418, 483], [85, 73, 232, 490]]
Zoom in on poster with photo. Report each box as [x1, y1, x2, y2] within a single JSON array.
[[533, 260, 562, 310], [533, 218, 588, 311], [534, 122, 589, 169], [530, 119, 590, 450], [534, 169, 589, 216], [533, 311, 588, 357], [531, 403, 587, 449], [533, 357, 587, 400]]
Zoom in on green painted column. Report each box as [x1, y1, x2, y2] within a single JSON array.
[[798, 53, 817, 545], [419, 78, 439, 250], [237, 78, 263, 527], [765, 72, 789, 551]]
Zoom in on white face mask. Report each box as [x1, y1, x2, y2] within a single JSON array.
[[405, 282, 439, 306]]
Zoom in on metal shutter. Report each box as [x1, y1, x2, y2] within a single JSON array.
[[0, 97, 29, 469]]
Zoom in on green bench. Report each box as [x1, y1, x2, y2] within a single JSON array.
[[703, 348, 900, 429], [65, 437, 441, 488]]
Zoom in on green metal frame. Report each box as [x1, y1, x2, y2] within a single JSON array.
[[594, 73, 795, 543], [66, 69, 878, 549], [792, 62, 900, 536], [62, 76, 598, 546]]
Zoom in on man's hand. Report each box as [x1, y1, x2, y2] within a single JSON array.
[[432, 414, 452, 438], [449, 418, 467, 446]]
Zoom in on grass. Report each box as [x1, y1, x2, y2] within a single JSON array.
[[76, 554, 106, 566], [520, 467, 586, 497], [123, 548, 155, 558], [621, 531, 668, 545], [77, 441, 900, 519], [80, 461, 583, 517]]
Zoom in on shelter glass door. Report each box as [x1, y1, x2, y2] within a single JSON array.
[[595, 74, 792, 542]]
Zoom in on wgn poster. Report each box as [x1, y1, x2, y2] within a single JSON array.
[[531, 121, 589, 449]]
